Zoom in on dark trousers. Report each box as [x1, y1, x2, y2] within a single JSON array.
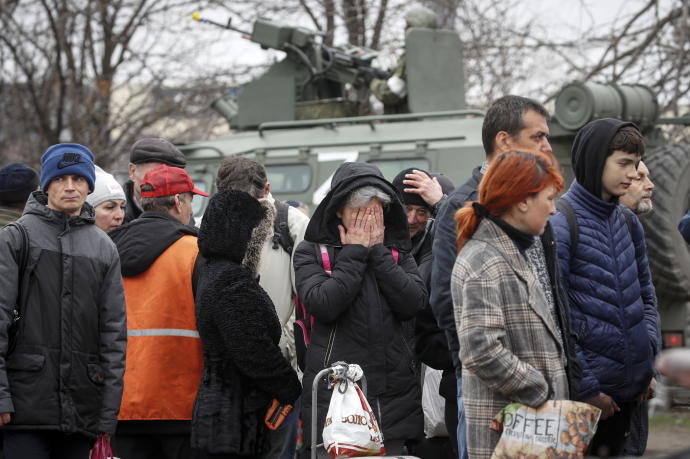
[[412, 436, 455, 459], [587, 402, 635, 457], [112, 434, 191, 459], [3, 431, 92, 459], [623, 401, 648, 456], [444, 393, 459, 456]]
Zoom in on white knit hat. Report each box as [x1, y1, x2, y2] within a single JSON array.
[[86, 166, 126, 209]]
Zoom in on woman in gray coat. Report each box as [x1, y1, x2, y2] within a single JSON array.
[[451, 151, 570, 458]]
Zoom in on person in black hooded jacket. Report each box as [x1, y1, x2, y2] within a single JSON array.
[[294, 162, 427, 457], [191, 190, 302, 459]]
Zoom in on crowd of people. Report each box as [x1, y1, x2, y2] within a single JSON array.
[[0, 91, 689, 459]]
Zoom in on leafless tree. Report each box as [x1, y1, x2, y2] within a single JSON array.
[[0, 0, 238, 168], [452, 1, 689, 109], [209, 0, 406, 51], [1, 0, 688, 169]]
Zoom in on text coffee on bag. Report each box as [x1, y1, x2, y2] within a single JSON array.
[[490, 400, 601, 459]]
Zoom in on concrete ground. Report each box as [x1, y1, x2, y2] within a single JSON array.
[[644, 406, 690, 457]]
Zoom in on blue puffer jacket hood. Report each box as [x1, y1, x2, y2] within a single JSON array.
[[551, 180, 659, 403]]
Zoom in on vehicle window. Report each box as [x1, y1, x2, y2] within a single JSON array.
[[192, 180, 209, 216], [368, 158, 430, 182], [266, 164, 312, 193]]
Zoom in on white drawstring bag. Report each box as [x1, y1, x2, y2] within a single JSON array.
[[323, 364, 386, 458]]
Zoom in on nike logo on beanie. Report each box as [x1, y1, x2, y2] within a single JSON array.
[[57, 153, 85, 169]]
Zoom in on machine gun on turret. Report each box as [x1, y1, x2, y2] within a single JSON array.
[[193, 12, 390, 129]]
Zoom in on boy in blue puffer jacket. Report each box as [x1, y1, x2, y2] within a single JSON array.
[[551, 119, 659, 457]]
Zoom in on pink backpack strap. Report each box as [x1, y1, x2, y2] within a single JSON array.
[[319, 244, 397, 276], [318, 244, 332, 276]]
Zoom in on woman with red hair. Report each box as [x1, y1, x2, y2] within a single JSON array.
[[451, 150, 571, 458]]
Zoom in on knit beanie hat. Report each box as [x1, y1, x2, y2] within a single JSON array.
[[0, 163, 39, 204], [40, 143, 96, 192], [86, 166, 126, 209], [392, 167, 431, 209]]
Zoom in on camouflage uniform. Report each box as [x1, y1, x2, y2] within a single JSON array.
[[369, 6, 437, 114], [369, 55, 408, 114]]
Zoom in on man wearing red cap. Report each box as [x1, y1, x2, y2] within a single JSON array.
[[109, 164, 208, 459]]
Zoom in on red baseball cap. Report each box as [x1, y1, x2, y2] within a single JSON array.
[[140, 164, 209, 198]]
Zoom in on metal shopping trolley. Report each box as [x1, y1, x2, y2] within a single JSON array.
[[310, 361, 419, 459]]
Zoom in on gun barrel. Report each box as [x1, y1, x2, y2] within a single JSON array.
[[192, 12, 251, 36]]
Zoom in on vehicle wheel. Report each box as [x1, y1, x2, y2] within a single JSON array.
[[641, 143, 690, 302]]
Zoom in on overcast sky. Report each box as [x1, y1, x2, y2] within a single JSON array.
[[151, 0, 681, 108]]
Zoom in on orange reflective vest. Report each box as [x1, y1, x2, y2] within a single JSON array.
[[119, 235, 203, 420]]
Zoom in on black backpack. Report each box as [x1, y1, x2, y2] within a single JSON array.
[[556, 199, 635, 257], [272, 199, 294, 255], [3, 222, 30, 354]]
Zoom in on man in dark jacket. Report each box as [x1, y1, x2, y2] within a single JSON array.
[[393, 168, 456, 458], [294, 162, 427, 457], [0, 163, 38, 227], [110, 165, 208, 459], [0, 144, 127, 458], [551, 119, 659, 457], [431, 95, 581, 459], [679, 210, 690, 244], [123, 138, 188, 223], [620, 159, 658, 456]]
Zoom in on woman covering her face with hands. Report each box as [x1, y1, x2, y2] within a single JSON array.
[[294, 162, 427, 457]]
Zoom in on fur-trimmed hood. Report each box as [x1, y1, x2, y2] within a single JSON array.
[[198, 190, 275, 276]]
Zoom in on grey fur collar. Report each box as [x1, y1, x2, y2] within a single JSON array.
[[242, 199, 275, 277]]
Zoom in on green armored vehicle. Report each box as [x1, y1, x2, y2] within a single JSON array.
[[181, 14, 690, 352]]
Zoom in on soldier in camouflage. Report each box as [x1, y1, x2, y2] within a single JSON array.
[[369, 5, 438, 114]]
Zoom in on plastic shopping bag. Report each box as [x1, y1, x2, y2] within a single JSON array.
[[323, 364, 386, 458], [422, 366, 448, 438], [490, 400, 601, 459], [90, 435, 116, 459]]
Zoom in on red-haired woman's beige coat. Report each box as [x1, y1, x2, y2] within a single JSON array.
[[452, 218, 569, 459]]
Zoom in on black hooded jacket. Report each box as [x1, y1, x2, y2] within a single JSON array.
[[571, 118, 636, 199], [294, 162, 427, 445], [191, 190, 301, 455], [123, 180, 141, 224]]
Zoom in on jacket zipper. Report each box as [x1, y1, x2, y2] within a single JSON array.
[[400, 332, 418, 376], [323, 324, 337, 367], [609, 215, 629, 384]]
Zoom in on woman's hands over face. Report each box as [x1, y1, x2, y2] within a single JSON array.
[[339, 207, 371, 247], [338, 201, 386, 247], [370, 204, 385, 246]]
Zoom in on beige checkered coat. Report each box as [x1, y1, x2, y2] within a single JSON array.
[[451, 219, 569, 458]]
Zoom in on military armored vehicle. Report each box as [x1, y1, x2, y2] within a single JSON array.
[[181, 14, 690, 350]]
